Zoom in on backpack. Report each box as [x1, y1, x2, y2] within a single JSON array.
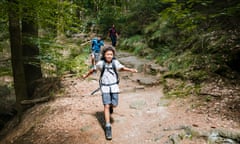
[[91, 38, 104, 52], [99, 59, 119, 86], [91, 38, 98, 51]]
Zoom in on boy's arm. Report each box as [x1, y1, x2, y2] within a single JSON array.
[[82, 69, 95, 79], [120, 67, 137, 73]]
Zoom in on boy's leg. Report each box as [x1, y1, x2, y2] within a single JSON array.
[[102, 92, 118, 140], [110, 93, 119, 114], [104, 104, 111, 124], [94, 52, 100, 63], [102, 92, 112, 140], [110, 105, 113, 114], [104, 104, 112, 140]]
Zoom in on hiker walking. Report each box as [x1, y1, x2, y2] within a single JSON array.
[[108, 24, 118, 47], [91, 36, 104, 67], [83, 46, 137, 140]]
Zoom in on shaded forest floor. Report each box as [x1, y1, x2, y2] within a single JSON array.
[[0, 48, 240, 144]]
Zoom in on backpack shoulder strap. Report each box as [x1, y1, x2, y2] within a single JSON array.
[[99, 60, 105, 86], [100, 60, 105, 79], [112, 59, 119, 84]]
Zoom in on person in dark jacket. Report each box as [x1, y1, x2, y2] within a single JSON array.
[[108, 24, 118, 47]]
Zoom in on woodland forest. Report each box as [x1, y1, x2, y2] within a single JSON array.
[[0, 0, 240, 143]]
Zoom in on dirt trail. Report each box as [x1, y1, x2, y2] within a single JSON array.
[[1, 50, 239, 144]]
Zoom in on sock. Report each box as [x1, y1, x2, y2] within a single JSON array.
[[106, 122, 111, 127]]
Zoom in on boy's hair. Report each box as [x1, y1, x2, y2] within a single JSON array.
[[101, 46, 116, 60]]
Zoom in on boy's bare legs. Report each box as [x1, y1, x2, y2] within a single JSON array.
[[104, 104, 116, 124], [110, 104, 115, 114], [104, 104, 112, 140], [104, 104, 110, 125]]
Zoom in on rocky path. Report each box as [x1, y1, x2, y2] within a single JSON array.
[[1, 51, 239, 144]]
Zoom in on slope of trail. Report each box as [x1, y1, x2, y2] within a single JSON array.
[[1, 50, 239, 144]]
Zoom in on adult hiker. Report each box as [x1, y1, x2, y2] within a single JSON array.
[[83, 46, 137, 140], [91, 36, 104, 67], [108, 24, 118, 47]]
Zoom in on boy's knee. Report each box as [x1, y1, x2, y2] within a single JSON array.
[[111, 104, 117, 108], [104, 104, 110, 108]]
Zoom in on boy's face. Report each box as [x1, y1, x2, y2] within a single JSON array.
[[105, 50, 114, 63]]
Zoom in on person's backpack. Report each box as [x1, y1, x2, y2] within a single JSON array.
[[99, 59, 119, 86], [91, 38, 98, 51], [91, 38, 103, 52]]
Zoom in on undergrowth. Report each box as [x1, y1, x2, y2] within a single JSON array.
[[119, 29, 240, 98], [40, 37, 89, 77]]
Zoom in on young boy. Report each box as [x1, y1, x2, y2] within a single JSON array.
[[91, 36, 104, 66], [83, 46, 137, 140]]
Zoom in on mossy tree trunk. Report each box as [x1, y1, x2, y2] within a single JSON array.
[[22, 2, 42, 98], [8, 0, 28, 113]]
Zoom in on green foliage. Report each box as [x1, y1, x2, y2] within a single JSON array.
[[120, 35, 143, 51], [121, 0, 167, 37], [119, 0, 240, 85], [0, 66, 12, 77], [119, 35, 151, 57], [164, 79, 200, 98], [29, 0, 83, 37], [39, 37, 88, 77], [144, 17, 177, 53], [97, 6, 123, 35], [1, 0, 240, 98], [0, 1, 9, 52]]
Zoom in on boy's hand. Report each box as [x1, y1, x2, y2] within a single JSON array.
[[131, 69, 138, 73], [82, 74, 87, 79]]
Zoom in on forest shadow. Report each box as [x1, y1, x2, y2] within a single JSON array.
[[94, 111, 114, 131]]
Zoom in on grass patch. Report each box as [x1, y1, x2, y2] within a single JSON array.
[[163, 78, 201, 99]]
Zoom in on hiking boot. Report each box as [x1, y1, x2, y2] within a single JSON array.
[[105, 126, 112, 140], [110, 106, 113, 114]]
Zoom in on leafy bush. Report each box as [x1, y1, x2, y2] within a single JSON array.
[[39, 37, 89, 77]]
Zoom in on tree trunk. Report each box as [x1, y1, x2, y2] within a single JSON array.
[[22, 3, 42, 98], [8, 0, 28, 112]]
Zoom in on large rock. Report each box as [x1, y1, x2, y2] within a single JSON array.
[[118, 55, 148, 72], [117, 52, 167, 75], [143, 63, 168, 75], [208, 130, 240, 144], [137, 77, 160, 86], [129, 100, 146, 110]]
